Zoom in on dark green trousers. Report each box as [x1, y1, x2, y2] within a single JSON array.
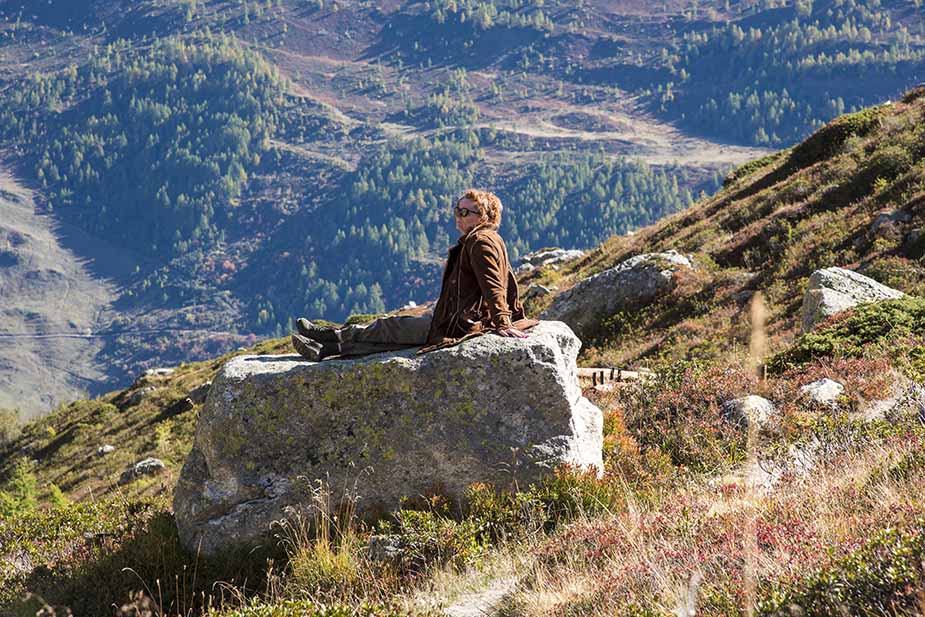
[[337, 311, 432, 357]]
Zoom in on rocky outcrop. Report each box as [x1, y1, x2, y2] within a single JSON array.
[[516, 248, 585, 274], [118, 457, 166, 485], [174, 321, 603, 556], [540, 250, 693, 339], [800, 267, 904, 332], [187, 381, 212, 405]]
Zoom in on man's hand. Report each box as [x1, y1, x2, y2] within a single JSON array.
[[496, 326, 528, 338]]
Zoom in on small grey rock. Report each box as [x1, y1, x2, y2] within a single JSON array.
[[864, 382, 925, 422], [870, 209, 911, 236], [516, 248, 585, 274], [721, 395, 776, 430], [145, 367, 175, 378], [367, 534, 404, 563], [801, 378, 844, 407], [97, 444, 115, 457], [163, 397, 195, 418], [524, 284, 554, 300], [119, 457, 166, 485], [875, 209, 912, 223]]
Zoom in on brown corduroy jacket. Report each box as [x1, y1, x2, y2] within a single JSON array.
[[419, 223, 539, 354]]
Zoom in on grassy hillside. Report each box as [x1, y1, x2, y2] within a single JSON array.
[[1, 92, 924, 614], [522, 84, 925, 370]]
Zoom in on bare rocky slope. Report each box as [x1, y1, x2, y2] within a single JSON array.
[[0, 163, 116, 416]]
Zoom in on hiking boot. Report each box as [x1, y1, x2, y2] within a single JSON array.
[[295, 318, 341, 344]]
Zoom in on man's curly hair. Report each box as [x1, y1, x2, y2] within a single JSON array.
[[457, 189, 503, 228]]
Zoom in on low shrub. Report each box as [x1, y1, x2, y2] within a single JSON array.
[[382, 503, 484, 574], [767, 296, 925, 374], [0, 408, 20, 445], [758, 518, 925, 616], [724, 151, 785, 187], [212, 599, 406, 617], [620, 361, 758, 472], [286, 524, 365, 600], [530, 466, 625, 522], [901, 85, 925, 104], [372, 469, 634, 580], [867, 145, 915, 179], [0, 497, 273, 616], [465, 482, 546, 543], [863, 257, 925, 297], [0, 458, 38, 517], [788, 107, 883, 171]]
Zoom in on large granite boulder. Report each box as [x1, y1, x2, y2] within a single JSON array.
[[540, 250, 693, 339], [174, 321, 602, 556], [801, 267, 904, 332]]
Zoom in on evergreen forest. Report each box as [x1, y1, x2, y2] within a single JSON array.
[[659, 0, 925, 145], [0, 29, 714, 335]]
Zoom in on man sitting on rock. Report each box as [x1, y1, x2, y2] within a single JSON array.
[[292, 189, 538, 360]]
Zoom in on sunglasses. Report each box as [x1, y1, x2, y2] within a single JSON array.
[[454, 205, 482, 218]]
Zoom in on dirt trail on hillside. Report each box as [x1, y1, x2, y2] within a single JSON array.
[[0, 163, 119, 418], [444, 576, 518, 617], [471, 100, 773, 167]]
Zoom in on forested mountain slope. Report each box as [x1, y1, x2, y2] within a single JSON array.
[[0, 0, 921, 417]]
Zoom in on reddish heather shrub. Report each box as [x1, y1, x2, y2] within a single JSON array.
[[586, 389, 676, 487], [619, 361, 760, 471]]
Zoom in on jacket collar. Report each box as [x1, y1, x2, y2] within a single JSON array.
[[455, 222, 496, 245]]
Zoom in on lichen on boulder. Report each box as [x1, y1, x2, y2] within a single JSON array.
[[800, 267, 904, 333], [173, 321, 603, 555]]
